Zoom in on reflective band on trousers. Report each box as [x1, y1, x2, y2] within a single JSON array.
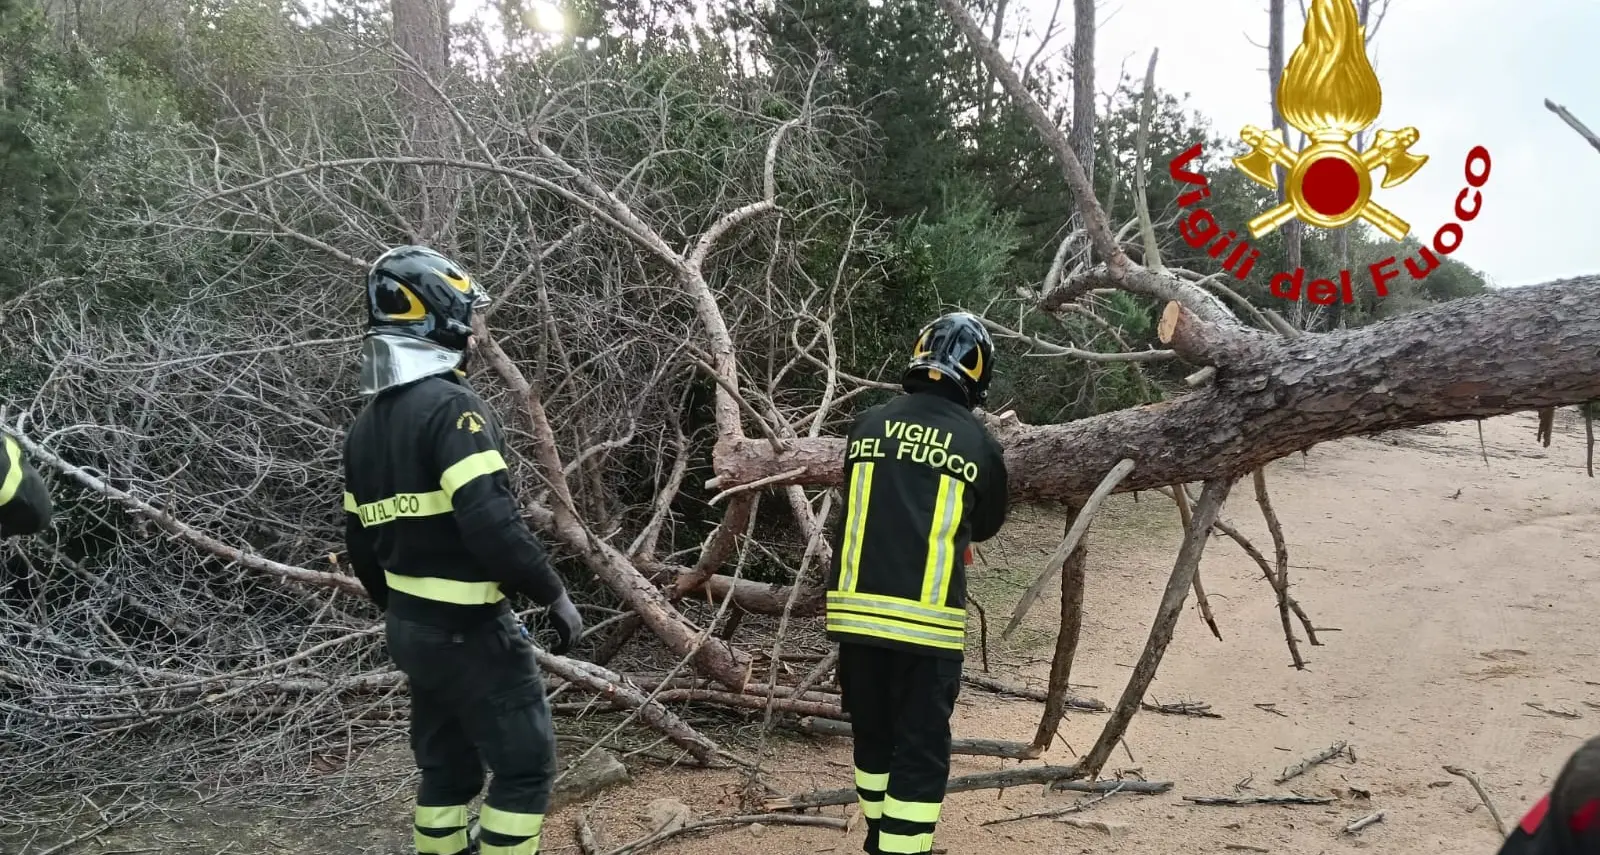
[[479, 805, 544, 855], [479, 805, 544, 837], [855, 768, 889, 791], [386, 571, 505, 605], [414, 803, 470, 855], [0, 435, 23, 506], [878, 830, 936, 854], [414, 827, 469, 855], [856, 767, 888, 820], [884, 795, 942, 824]]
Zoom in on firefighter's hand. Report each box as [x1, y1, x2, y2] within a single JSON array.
[[546, 591, 583, 656]]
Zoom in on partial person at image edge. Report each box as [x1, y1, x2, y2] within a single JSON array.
[[0, 432, 52, 539], [1498, 735, 1600, 854]]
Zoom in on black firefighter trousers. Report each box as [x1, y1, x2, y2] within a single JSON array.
[[387, 610, 556, 855], [837, 642, 962, 855]]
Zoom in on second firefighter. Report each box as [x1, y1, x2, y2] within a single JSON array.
[[824, 311, 1010, 855]]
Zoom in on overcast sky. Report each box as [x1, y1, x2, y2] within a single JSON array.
[[1037, 0, 1600, 288]]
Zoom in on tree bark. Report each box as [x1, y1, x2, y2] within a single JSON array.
[[391, 0, 457, 243], [1032, 500, 1089, 751], [797, 717, 1040, 760], [1069, 0, 1096, 185], [713, 276, 1600, 502], [1267, 0, 1304, 326]]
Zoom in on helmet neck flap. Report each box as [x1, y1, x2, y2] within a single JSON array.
[[358, 332, 464, 396]]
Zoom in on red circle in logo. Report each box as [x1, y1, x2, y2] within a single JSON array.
[[1301, 156, 1362, 218]]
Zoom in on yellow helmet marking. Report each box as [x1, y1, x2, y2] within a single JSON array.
[[389, 284, 428, 321], [960, 347, 984, 381]]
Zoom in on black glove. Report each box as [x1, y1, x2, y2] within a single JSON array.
[[545, 591, 583, 656]]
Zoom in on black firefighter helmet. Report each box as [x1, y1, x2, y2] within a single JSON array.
[[365, 245, 489, 351], [902, 311, 994, 407]]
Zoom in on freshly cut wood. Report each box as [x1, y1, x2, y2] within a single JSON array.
[[796, 717, 1041, 760], [713, 277, 1600, 502]]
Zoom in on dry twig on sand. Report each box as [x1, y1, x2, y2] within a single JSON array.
[[764, 765, 1082, 811], [1444, 765, 1506, 836], [982, 781, 1130, 826], [1184, 794, 1335, 806], [1142, 699, 1222, 719], [1345, 809, 1386, 833], [1274, 740, 1351, 784], [600, 814, 847, 855]]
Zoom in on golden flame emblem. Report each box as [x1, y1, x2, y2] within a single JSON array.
[[1232, 0, 1428, 240]]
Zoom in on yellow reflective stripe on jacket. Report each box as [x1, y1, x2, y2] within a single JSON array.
[[920, 475, 963, 606], [827, 590, 964, 630], [0, 435, 22, 507], [346, 490, 452, 527], [824, 609, 965, 652], [385, 571, 505, 605], [837, 461, 875, 592], [440, 449, 506, 499], [343, 450, 505, 529]]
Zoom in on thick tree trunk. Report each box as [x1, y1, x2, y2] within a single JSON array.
[[392, 0, 456, 242], [1069, 0, 1096, 184], [714, 277, 1600, 502], [1267, 0, 1304, 327]]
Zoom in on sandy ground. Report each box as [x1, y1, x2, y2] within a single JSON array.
[[46, 411, 1600, 854], [561, 411, 1600, 855]]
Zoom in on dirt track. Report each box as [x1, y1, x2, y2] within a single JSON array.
[[54, 411, 1600, 854]]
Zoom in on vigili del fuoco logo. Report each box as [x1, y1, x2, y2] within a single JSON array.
[[1166, 0, 1491, 305]]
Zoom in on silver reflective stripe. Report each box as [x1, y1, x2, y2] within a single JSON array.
[[923, 476, 962, 605], [839, 461, 872, 591], [826, 592, 965, 629], [825, 616, 964, 647]]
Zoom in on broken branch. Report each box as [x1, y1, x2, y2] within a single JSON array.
[[1002, 458, 1135, 638], [764, 765, 1082, 811], [1274, 740, 1350, 784]]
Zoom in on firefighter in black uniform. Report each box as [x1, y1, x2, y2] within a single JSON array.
[[1496, 735, 1600, 855], [825, 311, 1009, 855], [1, 431, 53, 539], [342, 246, 583, 855]]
